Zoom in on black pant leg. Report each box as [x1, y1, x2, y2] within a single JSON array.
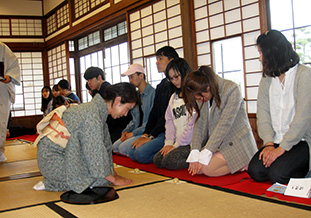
[[248, 141, 310, 184], [248, 146, 271, 182], [268, 141, 309, 184]]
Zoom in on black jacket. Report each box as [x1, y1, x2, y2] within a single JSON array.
[[144, 78, 171, 137]]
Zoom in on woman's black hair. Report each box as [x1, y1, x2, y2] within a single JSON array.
[[257, 29, 300, 77], [165, 58, 192, 95], [52, 84, 59, 92], [103, 82, 140, 107], [52, 95, 67, 110], [41, 86, 52, 113]]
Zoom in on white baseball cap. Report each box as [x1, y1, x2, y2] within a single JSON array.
[[121, 63, 145, 76]]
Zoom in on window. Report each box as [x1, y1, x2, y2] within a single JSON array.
[[128, 0, 184, 89], [78, 36, 88, 50], [46, 3, 69, 35], [104, 42, 129, 85], [69, 20, 129, 103], [129, 0, 184, 65], [212, 37, 245, 97], [69, 40, 75, 52], [269, 0, 311, 64], [57, 3, 69, 28], [48, 44, 68, 86], [80, 50, 103, 103], [103, 21, 127, 41], [145, 56, 164, 88], [69, 58, 77, 97], [193, 0, 261, 113], [78, 31, 100, 51], [0, 19, 10, 36], [88, 31, 100, 47], [104, 26, 117, 41], [47, 14, 57, 35], [74, 0, 109, 19], [12, 52, 44, 117], [11, 18, 42, 36]]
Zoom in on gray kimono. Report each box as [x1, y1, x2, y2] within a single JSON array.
[[37, 94, 113, 193]]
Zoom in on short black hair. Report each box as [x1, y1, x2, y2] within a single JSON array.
[[156, 46, 179, 60], [84, 67, 105, 80], [58, 79, 71, 91]]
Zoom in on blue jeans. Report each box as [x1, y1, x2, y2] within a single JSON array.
[[112, 135, 142, 156], [128, 132, 165, 164]]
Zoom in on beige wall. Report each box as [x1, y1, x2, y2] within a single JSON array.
[[43, 0, 65, 15], [0, 0, 42, 16]]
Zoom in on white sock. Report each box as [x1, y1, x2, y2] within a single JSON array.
[[0, 152, 7, 162], [33, 181, 45, 191]]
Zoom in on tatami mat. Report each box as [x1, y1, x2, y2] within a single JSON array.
[[4, 140, 26, 146], [56, 182, 310, 218], [0, 205, 63, 218], [113, 165, 170, 189], [3, 143, 37, 162], [0, 177, 62, 211], [1, 139, 310, 217], [0, 166, 169, 212], [0, 159, 39, 178]]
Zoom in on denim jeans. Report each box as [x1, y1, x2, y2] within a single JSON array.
[[112, 135, 142, 156], [128, 132, 165, 164]]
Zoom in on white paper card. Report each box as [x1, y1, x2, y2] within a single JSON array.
[[284, 178, 311, 198]]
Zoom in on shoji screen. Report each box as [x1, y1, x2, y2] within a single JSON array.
[[194, 0, 262, 113], [48, 43, 68, 86], [12, 52, 44, 116], [46, 3, 69, 35], [129, 0, 184, 65]]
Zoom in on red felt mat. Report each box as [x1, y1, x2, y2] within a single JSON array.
[[113, 155, 311, 206], [113, 155, 250, 186], [7, 134, 37, 142]]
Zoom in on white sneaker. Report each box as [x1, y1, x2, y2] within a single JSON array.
[[33, 181, 45, 191], [0, 152, 7, 162]]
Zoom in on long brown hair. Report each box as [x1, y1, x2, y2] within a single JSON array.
[[181, 66, 220, 121]]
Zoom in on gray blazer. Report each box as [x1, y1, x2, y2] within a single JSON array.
[[191, 76, 258, 173], [257, 64, 311, 170]]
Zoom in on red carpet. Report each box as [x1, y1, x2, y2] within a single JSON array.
[[113, 155, 249, 186], [7, 134, 37, 142], [113, 155, 311, 206]]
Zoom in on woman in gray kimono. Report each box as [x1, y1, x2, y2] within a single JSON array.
[[182, 66, 257, 177], [34, 82, 139, 193]]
